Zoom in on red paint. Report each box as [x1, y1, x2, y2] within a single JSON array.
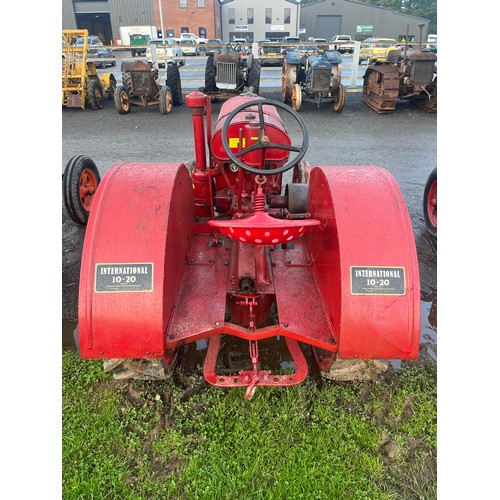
[[77, 93, 420, 397]]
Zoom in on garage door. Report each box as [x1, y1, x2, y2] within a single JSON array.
[[315, 16, 342, 39]]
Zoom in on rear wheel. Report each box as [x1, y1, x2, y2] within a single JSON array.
[[85, 79, 103, 110], [423, 168, 437, 237], [114, 85, 131, 114], [247, 58, 261, 94], [166, 63, 183, 106], [159, 85, 173, 114], [332, 83, 345, 112], [204, 54, 217, 91], [63, 155, 101, 225], [107, 75, 116, 101]]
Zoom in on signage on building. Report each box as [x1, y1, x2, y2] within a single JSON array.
[[271, 25, 285, 31], [298, 29, 306, 34], [356, 25, 373, 34], [234, 25, 248, 31]]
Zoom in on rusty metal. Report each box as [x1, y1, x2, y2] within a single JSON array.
[[363, 66, 400, 113], [363, 49, 437, 114]]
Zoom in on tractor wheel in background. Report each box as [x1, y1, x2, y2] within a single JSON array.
[[63, 155, 101, 225], [332, 83, 345, 112], [248, 58, 261, 94], [204, 54, 217, 91], [85, 79, 104, 110], [291, 83, 302, 111], [423, 167, 437, 237], [107, 75, 116, 101], [114, 85, 131, 114], [159, 85, 173, 114], [166, 62, 183, 106]]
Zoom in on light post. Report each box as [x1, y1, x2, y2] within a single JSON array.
[[158, 0, 166, 44]]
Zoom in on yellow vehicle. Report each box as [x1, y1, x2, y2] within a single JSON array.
[[359, 38, 399, 65], [62, 29, 116, 110]]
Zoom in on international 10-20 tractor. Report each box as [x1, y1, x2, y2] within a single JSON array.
[[69, 92, 420, 399]]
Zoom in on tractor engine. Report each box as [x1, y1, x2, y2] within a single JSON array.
[[304, 56, 334, 95], [398, 50, 437, 94]]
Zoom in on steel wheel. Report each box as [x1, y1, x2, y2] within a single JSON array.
[[114, 85, 130, 114], [332, 83, 345, 112], [291, 83, 302, 111], [63, 155, 101, 225], [281, 63, 292, 103], [423, 167, 437, 237], [159, 85, 173, 114]]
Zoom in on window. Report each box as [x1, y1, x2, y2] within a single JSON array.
[[181, 27, 189, 33], [247, 8, 254, 25], [228, 8, 235, 24], [284, 8, 291, 24], [265, 8, 272, 24], [198, 0, 205, 6], [179, 0, 187, 7]]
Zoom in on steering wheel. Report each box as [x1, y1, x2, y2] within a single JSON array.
[[304, 48, 319, 57], [221, 98, 309, 176], [226, 42, 242, 52]]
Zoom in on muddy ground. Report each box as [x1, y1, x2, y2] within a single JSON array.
[[62, 90, 437, 361]]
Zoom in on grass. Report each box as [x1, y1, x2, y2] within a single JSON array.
[[62, 350, 437, 499]]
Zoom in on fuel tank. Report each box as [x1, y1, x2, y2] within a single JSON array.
[[210, 95, 291, 163]]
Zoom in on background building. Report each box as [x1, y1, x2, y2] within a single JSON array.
[[62, 0, 222, 44], [299, 0, 430, 42], [220, 0, 300, 42], [62, 0, 429, 45], [154, 0, 222, 40]]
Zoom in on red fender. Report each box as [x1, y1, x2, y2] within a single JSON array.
[[307, 166, 420, 360], [78, 162, 196, 359]]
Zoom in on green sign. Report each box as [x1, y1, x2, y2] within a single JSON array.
[[357, 25, 373, 34]]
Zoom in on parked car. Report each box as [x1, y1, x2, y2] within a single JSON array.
[[359, 38, 399, 64], [204, 38, 223, 55], [87, 47, 116, 68], [294, 45, 320, 57], [146, 38, 185, 67], [258, 39, 283, 66], [75, 35, 103, 47], [179, 39, 199, 56], [312, 38, 328, 53]]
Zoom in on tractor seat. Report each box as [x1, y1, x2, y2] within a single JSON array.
[[209, 212, 320, 245]]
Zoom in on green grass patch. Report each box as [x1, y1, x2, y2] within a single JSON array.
[[63, 351, 436, 499]]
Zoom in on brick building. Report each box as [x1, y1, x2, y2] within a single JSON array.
[[62, 0, 222, 45], [154, 0, 222, 40]]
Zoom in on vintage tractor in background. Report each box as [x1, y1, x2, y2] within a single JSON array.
[[62, 29, 116, 110], [282, 49, 345, 112], [114, 60, 182, 114], [200, 42, 261, 100], [423, 167, 437, 237], [66, 91, 420, 399], [363, 48, 437, 113]]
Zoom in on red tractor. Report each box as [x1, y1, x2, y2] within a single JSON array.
[[67, 92, 420, 399]]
